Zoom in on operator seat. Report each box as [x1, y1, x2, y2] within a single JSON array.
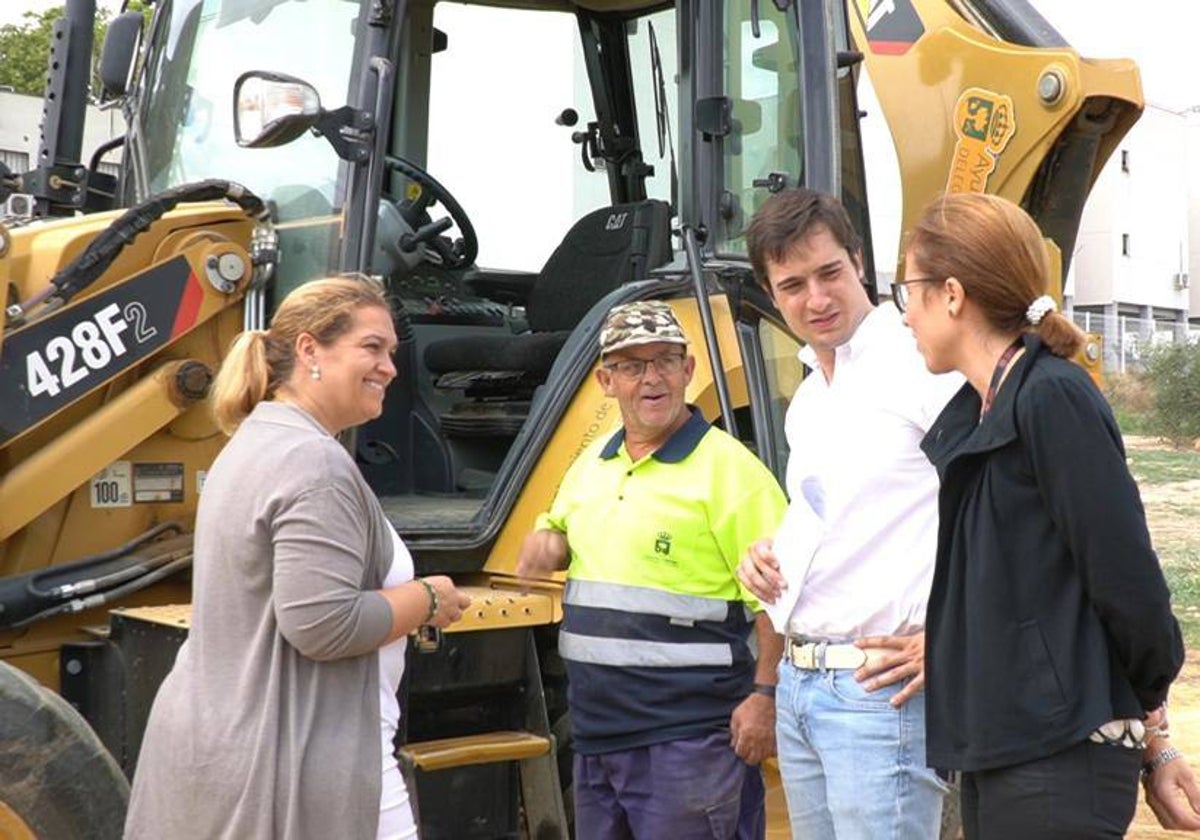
[[424, 199, 672, 437]]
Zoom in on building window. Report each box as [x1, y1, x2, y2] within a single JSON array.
[[1120, 149, 1130, 173], [1122, 233, 1131, 257], [0, 149, 29, 173]]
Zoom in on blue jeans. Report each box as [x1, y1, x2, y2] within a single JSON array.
[[776, 660, 945, 840]]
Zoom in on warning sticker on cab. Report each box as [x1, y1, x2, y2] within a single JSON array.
[[947, 87, 1017, 194], [91, 461, 133, 508], [854, 0, 925, 56], [132, 462, 185, 503]]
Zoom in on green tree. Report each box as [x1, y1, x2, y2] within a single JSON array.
[[0, 4, 150, 98], [1145, 340, 1200, 448], [0, 10, 61, 96]]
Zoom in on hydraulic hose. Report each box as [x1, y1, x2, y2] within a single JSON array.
[[8, 553, 193, 631], [31, 180, 268, 309], [24, 522, 183, 599], [0, 524, 187, 629]]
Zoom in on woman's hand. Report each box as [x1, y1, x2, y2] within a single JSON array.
[[1143, 740, 1200, 830], [421, 575, 472, 628], [380, 576, 471, 642]]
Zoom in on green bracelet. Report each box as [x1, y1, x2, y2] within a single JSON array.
[[416, 578, 438, 624]]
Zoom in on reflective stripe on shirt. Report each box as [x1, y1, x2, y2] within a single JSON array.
[[564, 578, 731, 623], [559, 629, 734, 668]]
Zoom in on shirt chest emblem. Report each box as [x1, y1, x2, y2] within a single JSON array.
[[650, 531, 676, 565]]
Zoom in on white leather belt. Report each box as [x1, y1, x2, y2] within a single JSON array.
[[785, 637, 868, 670]]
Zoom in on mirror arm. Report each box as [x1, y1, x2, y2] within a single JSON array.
[[311, 106, 374, 163]]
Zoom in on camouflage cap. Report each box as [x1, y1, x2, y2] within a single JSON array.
[[599, 301, 688, 355]]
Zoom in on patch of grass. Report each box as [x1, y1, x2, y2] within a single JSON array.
[[1114, 407, 1151, 436], [1124, 446, 1200, 647], [1106, 373, 1154, 436], [1162, 546, 1200, 649], [1127, 448, 1200, 486]]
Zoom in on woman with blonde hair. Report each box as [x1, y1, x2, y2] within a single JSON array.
[[126, 276, 471, 840], [896, 192, 1199, 837]]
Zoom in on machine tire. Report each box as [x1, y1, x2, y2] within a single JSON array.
[[0, 661, 129, 840]]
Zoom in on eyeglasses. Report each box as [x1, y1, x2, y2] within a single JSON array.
[[603, 353, 686, 381], [890, 277, 943, 313]]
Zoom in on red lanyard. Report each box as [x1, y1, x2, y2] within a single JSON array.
[[981, 339, 1023, 417]]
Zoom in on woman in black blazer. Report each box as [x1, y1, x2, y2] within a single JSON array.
[[895, 191, 1198, 838]]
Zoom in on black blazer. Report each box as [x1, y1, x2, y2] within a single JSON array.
[[920, 335, 1182, 772]]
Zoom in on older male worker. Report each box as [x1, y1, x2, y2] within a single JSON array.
[[738, 188, 962, 839], [517, 300, 788, 840]]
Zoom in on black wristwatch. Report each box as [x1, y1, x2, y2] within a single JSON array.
[[751, 683, 776, 699]]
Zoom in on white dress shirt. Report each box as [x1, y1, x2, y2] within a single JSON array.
[[784, 306, 962, 639]]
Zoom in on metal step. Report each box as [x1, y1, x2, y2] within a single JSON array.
[[401, 730, 551, 772]]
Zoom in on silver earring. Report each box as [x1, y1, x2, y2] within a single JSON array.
[[310, 365, 321, 381]]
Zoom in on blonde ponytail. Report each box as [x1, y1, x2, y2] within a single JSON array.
[[211, 330, 272, 434]]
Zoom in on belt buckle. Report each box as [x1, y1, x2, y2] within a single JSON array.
[[789, 638, 823, 670]]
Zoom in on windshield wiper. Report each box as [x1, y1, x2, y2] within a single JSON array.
[[648, 21, 677, 211], [750, 0, 792, 38]]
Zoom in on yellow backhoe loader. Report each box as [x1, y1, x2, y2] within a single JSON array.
[[0, 0, 1136, 836]]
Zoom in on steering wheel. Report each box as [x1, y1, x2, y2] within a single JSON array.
[[385, 155, 478, 270]]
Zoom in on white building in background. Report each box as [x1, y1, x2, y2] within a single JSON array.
[[0, 90, 124, 181], [1065, 102, 1199, 369], [1188, 111, 1200, 321]]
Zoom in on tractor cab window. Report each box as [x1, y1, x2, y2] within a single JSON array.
[[426, 3, 597, 271], [626, 9, 680, 210], [423, 3, 676, 271], [755, 317, 805, 482], [138, 0, 359, 208], [134, 0, 363, 290], [718, 3, 803, 253]]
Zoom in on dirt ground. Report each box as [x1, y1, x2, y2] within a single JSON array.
[[1126, 436, 1200, 838], [1128, 652, 1200, 838]]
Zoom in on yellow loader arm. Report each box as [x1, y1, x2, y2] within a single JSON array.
[[0, 184, 273, 686], [849, 0, 1141, 277]]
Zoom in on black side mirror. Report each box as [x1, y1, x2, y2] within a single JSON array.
[[98, 11, 144, 99]]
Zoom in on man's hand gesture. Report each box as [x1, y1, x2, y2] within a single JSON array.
[[516, 529, 568, 587], [738, 538, 787, 605]]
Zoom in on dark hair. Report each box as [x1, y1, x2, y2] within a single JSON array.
[[211, 276, 392, 433], [745, 188, 863, 288], [907, 192, 1084, 358]]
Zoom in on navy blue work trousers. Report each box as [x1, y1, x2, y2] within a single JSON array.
[[573, 730, 764, 840]]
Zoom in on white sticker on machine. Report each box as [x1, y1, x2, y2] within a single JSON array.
[[91, 460, 133, 508], [132, 462, 185, 503]]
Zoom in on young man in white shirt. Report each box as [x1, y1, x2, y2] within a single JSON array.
[[738, 188, 961, 839]]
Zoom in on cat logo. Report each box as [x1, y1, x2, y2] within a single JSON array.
[[653, 531, 672, 556], [605, 212, 628, 231]]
